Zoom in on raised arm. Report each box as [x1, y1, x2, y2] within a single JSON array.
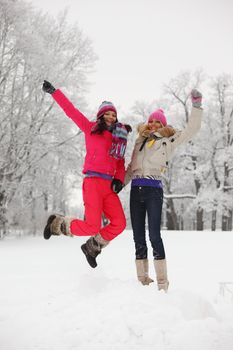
[[42, 80, 92, 133], [171, 89, 203, 147]]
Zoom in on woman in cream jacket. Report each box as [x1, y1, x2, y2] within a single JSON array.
[[125, 89, 203, 291]]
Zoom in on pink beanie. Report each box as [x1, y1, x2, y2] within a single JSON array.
[[97, 101, 117, 119], [148, 109, 167, 126]]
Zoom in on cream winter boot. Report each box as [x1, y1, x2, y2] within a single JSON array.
[[135, 259, 154, 285], [43, 214, 74, 239], [154, 259, 169, 292]]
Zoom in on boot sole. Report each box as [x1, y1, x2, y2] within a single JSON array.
[[81, 244, 97, 268], [43, 215, 56, 240]]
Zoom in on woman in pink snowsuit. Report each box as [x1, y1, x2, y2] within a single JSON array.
[[42, 80, 131, 268]]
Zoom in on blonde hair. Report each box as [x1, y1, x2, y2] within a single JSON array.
[[137, 123, 176, 138]]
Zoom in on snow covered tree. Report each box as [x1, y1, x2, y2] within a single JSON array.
[[0, 0, 96, 237], [203, 75, 233, 231], [162, 70, 205, 230]]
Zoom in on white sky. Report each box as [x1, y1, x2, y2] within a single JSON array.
[[28, 0, 233, 113]]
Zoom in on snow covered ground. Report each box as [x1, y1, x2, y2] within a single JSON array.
[[0, 230, 233, 350]]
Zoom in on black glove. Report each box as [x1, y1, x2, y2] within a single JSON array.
[[42, 80, 56, 94], [111, 179, 123, 194]]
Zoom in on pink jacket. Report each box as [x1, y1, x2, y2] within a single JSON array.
[[52, 90, 125, 182]]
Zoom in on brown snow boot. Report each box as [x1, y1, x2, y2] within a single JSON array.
[[135, 259, 154, 285], [43, 214, 74, 240], [154, 259, 169, 292], [81, 233, 109, 268]]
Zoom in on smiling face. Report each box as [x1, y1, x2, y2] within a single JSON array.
[[103, 111, 117, 127], [147, 119, 162, 131]]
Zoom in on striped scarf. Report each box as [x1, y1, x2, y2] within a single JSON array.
[[109, 123, 128, 160]]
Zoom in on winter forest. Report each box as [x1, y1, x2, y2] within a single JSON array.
[[0, 0, 233, 239]]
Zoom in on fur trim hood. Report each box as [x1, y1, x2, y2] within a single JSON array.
[[137, 123, 176, 138]]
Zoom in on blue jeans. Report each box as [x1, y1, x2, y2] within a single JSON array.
[[130, 186, 165, 260]]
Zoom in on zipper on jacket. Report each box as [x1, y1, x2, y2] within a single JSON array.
[[162, 141, 169, 169], [140, 144, 147, 177]]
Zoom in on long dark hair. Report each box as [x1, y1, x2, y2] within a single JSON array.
[[91, 116, 132, 135], [91, 116, 108, 134]]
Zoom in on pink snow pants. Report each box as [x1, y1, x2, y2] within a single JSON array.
[[70, 177, 126, 241]]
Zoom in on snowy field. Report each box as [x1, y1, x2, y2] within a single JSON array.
[[0, 230, 233, 350]]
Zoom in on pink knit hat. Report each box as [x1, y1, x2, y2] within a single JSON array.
[[148, 109, 167, 126], [97, 101, 117, 119]]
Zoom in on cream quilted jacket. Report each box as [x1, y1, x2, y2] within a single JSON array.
[[124, 107, 203, 185]]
